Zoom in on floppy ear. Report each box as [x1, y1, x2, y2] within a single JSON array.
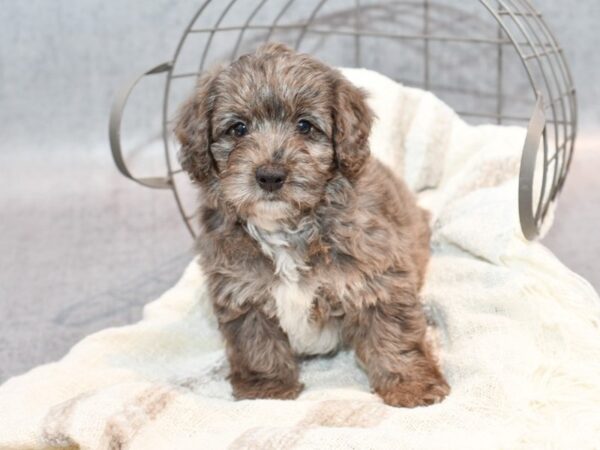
[[332, 74, 374, 181], [175, 68, 221, 185]]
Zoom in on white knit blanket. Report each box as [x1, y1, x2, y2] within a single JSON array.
[[2, 69, 600, 450]]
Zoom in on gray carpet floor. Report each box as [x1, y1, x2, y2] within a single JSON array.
[[1, 140, 598, 383], [0, 148, 193, 382]]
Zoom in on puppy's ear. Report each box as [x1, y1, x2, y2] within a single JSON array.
[[175, 67, 221, 185], [332, 74, 373, 181]]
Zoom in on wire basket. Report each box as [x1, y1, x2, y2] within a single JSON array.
[[109, 0, 577, 240]]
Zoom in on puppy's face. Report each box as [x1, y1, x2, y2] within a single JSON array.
[[210, 46, 337, 223], [176, 43, 373, 224]]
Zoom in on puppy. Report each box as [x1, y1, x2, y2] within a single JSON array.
[[176, 43, 450, 407]]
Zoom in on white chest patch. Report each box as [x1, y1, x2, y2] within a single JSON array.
[[246, 220, 341, 355], [272, 281, 340, 355]]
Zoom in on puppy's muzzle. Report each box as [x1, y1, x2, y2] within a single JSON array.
[[256, 164, 288, 192]]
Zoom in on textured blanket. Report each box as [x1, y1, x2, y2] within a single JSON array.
[[1, 69, 600, 450]]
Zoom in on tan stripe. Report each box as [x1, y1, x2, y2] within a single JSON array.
[[229, 399, 389, 449], [101, 385, 176, 450], [417, 101, 454, 191], [41, 391, 95, 448], [299, 399, 389, 428], [229, 426, 305, 450], [394, 89, 424, 174]]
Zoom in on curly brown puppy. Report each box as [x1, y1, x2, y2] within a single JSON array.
[[175, 43, 450, 407]]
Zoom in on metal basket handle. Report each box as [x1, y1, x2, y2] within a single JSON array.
[[518, 94, 546, 240], [109, 61, 173, 189]]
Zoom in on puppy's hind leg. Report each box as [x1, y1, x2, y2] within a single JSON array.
[[218, 307, 304, 400], [349, 283, 450, 408]]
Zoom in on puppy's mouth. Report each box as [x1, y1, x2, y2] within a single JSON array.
[[247, 199, 293, 230], [253, 199, 291, 217], [260, 191, 284, 201]]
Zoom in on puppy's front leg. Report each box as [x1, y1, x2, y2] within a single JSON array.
[[218, 307, 303, 400], [352, 287, 450, 407]]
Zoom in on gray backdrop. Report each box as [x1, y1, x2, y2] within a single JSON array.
[[1, 0, 599, 382]]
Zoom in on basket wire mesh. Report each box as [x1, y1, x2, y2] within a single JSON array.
[[109, 0, 577, 240]]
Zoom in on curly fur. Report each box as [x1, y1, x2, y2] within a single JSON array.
[[175, 42, 450, 407]]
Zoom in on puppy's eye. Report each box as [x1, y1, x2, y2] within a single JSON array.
[[296, 119, 313, 135], [229, 122, 248, 138]]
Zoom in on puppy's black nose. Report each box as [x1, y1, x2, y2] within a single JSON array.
[[255, 165, 287, 192]]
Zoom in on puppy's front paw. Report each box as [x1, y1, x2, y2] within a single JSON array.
[[230, 375, 304, 400], [375, 373, 450, 408]]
